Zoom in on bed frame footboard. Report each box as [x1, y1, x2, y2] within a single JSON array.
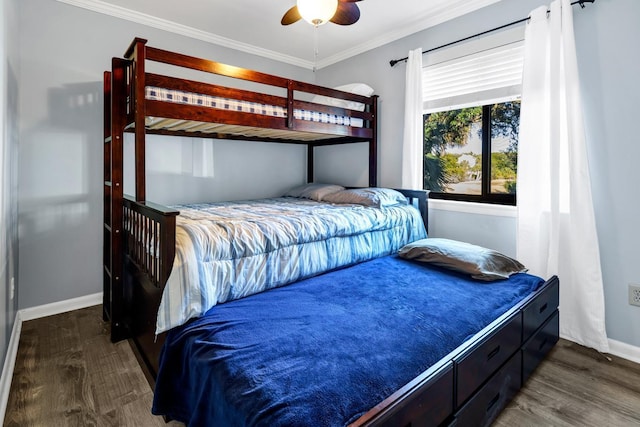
[[122, 196, 179, 379], [123, 196, 179, 288]]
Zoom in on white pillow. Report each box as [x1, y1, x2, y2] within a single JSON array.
[[334, 83, 375, 96], [311, 83, 374, 112]]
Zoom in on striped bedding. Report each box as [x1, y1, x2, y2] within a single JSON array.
[[156, 197, 427, 334], [146, 87, 364, 128]]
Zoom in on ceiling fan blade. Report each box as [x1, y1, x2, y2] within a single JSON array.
[[330, 2, 360, 25], [281, 5, 302, 25]]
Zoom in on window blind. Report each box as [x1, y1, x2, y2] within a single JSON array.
[[422, 40, 524, 113]]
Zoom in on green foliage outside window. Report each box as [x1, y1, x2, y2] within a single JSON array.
[[423, 101, 520, 201]]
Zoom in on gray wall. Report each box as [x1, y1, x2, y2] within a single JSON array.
[[13, 0, 640, 349], [316, 0, 640, 348], [16, 0, 315, 309], [0, 0, 20, 364]]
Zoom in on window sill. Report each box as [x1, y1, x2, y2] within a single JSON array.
[[428, 198, 516, 218]]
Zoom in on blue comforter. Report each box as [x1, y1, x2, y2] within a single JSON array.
[[153, 255, 542, 426]]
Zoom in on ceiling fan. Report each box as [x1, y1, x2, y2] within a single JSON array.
[[281, 0, 363, 27]]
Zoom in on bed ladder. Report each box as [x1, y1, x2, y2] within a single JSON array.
[[103, 58, 128, 342]]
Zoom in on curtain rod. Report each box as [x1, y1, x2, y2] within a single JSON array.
[[389, 0, 595, 67]]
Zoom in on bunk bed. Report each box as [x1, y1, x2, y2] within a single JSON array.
[[103, 37, 560, 426], [103, 37, 379, 338]]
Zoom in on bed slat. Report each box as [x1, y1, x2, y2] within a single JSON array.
[[123, 196, 179, 288]]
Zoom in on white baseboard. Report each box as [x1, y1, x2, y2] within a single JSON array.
[[0, 292, 103, 423], [0, 311, 22, 424], [20, 292, 102, 322], [560, 333, 640, 365], [608, 338, 640, 365]]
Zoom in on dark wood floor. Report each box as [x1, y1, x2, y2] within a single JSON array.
[[4, 305, 640, 426], [495, 338, 640, 426], [3, 305, 181, 426]]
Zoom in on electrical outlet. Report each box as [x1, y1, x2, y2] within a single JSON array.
[[630, 284, 640, 307]]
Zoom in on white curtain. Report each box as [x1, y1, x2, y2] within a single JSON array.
[[517, 0, 609, 352], [401, 48, 423, 189]]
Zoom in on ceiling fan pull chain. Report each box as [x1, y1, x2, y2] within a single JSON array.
[[313, 25, 319, 72]]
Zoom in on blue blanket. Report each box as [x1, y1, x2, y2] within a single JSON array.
[[152, 255, 542, 426]]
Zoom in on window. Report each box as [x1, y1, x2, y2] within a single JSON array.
[[424, 101, 519, 205], [420, 30, 524, 206]]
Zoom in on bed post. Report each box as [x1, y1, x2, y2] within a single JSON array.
[[286, 80, 294, 130], [126, 38, 148, 203], [103, 71, 111, 323], [369, 95, 378, 187], [307, 144, 314, 183], [105, 57, 128, 342]]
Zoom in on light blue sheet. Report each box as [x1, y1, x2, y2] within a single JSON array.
[[156, 197, 426, 334]]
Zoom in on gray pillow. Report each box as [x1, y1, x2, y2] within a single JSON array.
[[322, 188, 408, 208], [283, 183, 344, 201], [398, 238, 528, 281]]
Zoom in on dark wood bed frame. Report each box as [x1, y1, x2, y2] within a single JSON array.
[[104, 37, 559, 426]]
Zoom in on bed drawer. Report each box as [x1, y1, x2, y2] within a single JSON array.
[[366, 362, 453, 427], [522, 309, 559, 384], [450, 352, 522, 427], [454, 311, 522, 408], [522, 277, 559, 342]]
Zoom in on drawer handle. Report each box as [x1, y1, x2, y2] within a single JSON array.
[[487, 345, 501, 361], [539, 302, 548, 314], [486, 392, 501, 413]]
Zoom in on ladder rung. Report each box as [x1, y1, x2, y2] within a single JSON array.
[[105, 136, 112, 143], [105, 181, 112, 187], [104, 265, 111, 277], [104, 223, 112, 232]]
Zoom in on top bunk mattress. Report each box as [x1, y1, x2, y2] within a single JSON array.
[[144, 87, 365, 140], [156, 197, 427, 334]]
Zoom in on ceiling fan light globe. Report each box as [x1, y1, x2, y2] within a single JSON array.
[[297, 0, 338, 26]]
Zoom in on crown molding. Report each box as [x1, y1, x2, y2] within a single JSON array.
[[57, 0, 499, 71], [316, 0, 502, 68], [56, 0, 315, 69]]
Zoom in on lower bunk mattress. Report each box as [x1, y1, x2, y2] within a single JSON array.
[[152, 254, 544, 426], [157, 197, 426, 334]]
